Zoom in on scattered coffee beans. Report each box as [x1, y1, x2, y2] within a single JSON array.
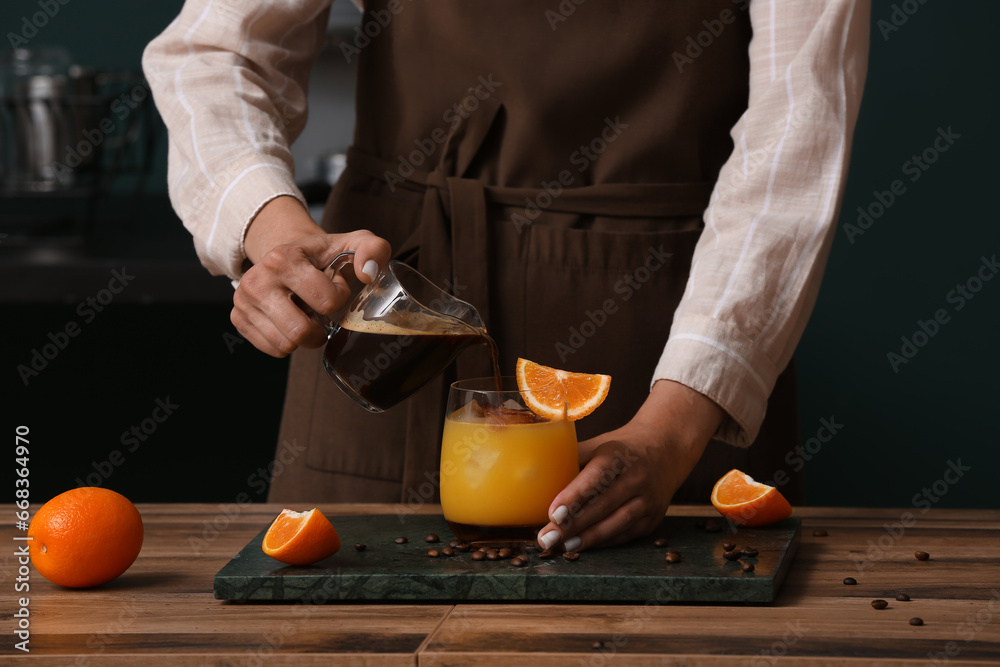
[[562, 552, 581, 562], [741, 562, 755, 573], [843, 577, 857, 585], [354, 543, 366, 552], [427, 549, 440, 558], [471, 551, 486, 561], [723, 550, 742, 561], [871, 599, 888, 610], [722, 542, 736, 552], [441, 547, 455, 557], [915, 551, 930, 561], [455, 543, 472, 553], [478, 546, 490, 553], [896, 593, 911, 602], [592, 641, 605, 650], [704, 519, 722, 532], [812, 529, 829, 537], [486, 550, 500, 561], [498, 548, 513, 559], [425, 534, 440, 543], [741, 547, 759, 558], [665, 551, 682, 563], [539, 549, 554, 558], [510, 556, 527, 567], [449, 539, 461, 548], [394, 537, 408, 544], [909, 617, 924, 626], [654, 538, 669, 548]]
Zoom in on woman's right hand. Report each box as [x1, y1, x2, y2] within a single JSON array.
[[232, 196, 391, 357]]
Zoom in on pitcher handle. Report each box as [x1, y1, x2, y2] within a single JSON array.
[[300, 250, 356, 333]]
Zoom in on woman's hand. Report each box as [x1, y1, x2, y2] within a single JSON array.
[[536, 380, 725, 552], [232, 196, 391, 357]]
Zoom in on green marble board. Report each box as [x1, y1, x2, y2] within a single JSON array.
[[214, 514, 800, 603]]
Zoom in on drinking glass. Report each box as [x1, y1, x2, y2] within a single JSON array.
[[440, 377, 579, 545]]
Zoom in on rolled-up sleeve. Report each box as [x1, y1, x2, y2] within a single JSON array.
[[142, 0, 333, 282], [653, 0, 870, 447]]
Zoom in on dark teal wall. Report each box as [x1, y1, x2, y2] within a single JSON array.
[[4, 1, 996, 506], [795, 0, 998, 508]]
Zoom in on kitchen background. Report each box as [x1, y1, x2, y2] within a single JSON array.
[[3, 1, 996, 508]]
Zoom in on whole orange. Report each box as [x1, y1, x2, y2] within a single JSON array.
[[28, 487, 144, 588]]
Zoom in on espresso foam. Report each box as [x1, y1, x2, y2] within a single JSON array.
[[338, 309, 474, 336]]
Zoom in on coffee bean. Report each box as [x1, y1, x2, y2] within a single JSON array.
[[896, 593, 911, 602], [741, 561, 755, 572], [486, 550, 500, 561], [354, 543, 366, 552], [592, 641, 605, 650], [704, 519, 722, 532], [909, 617, 924, 626], [741, 547, 759, 558], [471, 551, 486, 561], [523, 545, 539, 553], [562, 551, 580, 562], [441, 547, 455, 557], [723, 550, 742, 561], [449, 540, 460, 548], [871, 599, 888, 610], [722, 542, 736, 552], [843, 577, 857, 585], [510, 556, 527, 567], [915, 551, 930, 561], [394, 537, 408, 544], [812, 529, 829, 537], [427, 549, 440, 558], [498, 548, 513, 559], [654, 538, 669, 548], [539, 549, 554, 559], [425, 534, 440, 543], [478, 546, 490, 553], [665, 552, 682, 563], [455, 543, 472, 553]]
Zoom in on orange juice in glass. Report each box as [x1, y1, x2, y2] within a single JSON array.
[[440, 377, 579, 544]]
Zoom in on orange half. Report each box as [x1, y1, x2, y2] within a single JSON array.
[[262, 508, 341, 566], [710, 469, 793, 527], [515, 357, 611, 421]]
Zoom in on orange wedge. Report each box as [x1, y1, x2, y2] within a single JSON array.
[[710, 469, 793, 527], [515, 357, 611, 421], [262, 508, 341, 565]]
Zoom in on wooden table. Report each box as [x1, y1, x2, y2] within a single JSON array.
[[3, 504, 998, 665]]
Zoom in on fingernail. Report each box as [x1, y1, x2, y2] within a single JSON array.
[[552, 505, 569, 526], [563, 536, 582, 552], [539, 531, 560, 550], [361, 259, 379, 281]]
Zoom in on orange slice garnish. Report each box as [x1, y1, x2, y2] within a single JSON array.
[[710, 469, 793, 527], [515, 357, 611, 421], [262, 508, 341, 565]]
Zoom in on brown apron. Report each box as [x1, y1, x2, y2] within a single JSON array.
[[269, 0, 803, 506]]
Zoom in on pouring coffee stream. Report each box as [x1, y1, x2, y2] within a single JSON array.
[[315, 251, 502, 412]]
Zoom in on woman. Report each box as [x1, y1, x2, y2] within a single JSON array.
[[143, 0, 869, 552]]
